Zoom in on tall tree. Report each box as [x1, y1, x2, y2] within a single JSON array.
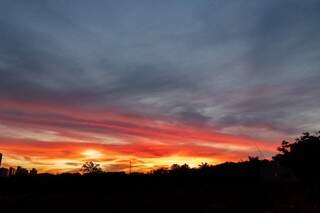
[[273, 132, 320, 181]]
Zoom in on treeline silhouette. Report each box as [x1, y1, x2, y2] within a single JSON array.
[[0, 132, 319, 213]]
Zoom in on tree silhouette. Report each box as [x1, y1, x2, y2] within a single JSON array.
[[248, 156, 260, 162], [152, 167, 169, 175], [30, 168, 38, 176], [81, 161, 102, 174], [198, 162, 210, 170], [273, 132, 320, 181], [170, 163, 190, 174]]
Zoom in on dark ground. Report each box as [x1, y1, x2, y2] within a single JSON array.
[[0, 174, 319, 213]]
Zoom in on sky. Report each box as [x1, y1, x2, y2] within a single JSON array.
[[0, 0, 319, 173]]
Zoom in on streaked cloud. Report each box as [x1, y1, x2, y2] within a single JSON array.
[[0, 0, 319, 172]]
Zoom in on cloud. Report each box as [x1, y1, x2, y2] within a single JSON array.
[[0, 0, 319, 171]]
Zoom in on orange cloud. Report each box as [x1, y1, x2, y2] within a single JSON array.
[[0, 100, 279, 173]]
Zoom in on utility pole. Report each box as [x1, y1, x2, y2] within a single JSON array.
[[129, 160, 132, 175], [0, 153, 2, 167]]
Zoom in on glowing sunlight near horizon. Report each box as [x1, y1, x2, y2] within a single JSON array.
[[81, 149, 104, 159]]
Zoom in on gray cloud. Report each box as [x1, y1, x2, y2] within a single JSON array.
[[0, 0, 319, 141]]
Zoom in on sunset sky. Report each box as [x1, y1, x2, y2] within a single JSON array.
[[0, 0, 319, 173]]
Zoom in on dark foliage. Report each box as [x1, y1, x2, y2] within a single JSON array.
[[273, 132, 320, 181]]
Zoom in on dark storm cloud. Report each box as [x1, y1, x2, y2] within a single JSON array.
[[0, 0, 319, 140]]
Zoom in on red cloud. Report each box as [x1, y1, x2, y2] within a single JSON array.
[[0, 100, 279, 172]]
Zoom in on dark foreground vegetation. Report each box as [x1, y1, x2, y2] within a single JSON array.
[[0, 132, 320, 213]]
